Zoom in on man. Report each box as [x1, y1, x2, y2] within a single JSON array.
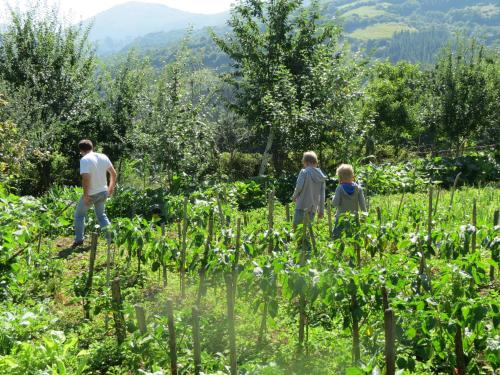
[[73, 139, 117, 248]]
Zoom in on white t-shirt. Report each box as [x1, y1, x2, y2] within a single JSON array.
[[80, 152, 112, 196]]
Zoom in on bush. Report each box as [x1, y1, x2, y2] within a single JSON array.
[[219, 152, 261, 180]]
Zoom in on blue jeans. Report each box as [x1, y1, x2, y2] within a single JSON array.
[[293, 208, 315, 226], [74, 191, 110, 242]]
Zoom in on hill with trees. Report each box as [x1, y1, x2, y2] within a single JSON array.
[[109, 0, 499, 66]]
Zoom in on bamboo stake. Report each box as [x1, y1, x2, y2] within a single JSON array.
[[395, 193, 405, 221], [84, 233, 98, 320], [224, 273, 237, 375], [351, 284, 360, 365], [455, 324, 466, 375], [192, 306, 202, 375], [267, 190, 275, 254], [298, 213, 309, 351], [180, 197, 188, 298], [111, 278, 126, 344], [448, 172, 462, 218], [327, 200, 333, 239], [471, 199, 477, 253], [134, 304, 147, 334], [384, 309, 396, 375], [427, 187, 433, 255], [491, 209, 499, 282], [198, 211, 214, 304], [166, 299, 178, 375]]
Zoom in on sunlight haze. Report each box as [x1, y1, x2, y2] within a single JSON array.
[[1, 0, 234, 22]]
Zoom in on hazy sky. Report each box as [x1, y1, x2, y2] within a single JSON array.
[[1, 0, 234, 22]]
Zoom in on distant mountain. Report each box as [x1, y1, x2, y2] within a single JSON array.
[[83, 1, 228, 54], [105, 0, 499, 66]]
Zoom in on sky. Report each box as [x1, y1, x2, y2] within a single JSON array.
[[1, 0, 234, 22]]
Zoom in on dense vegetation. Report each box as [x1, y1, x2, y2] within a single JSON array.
[[0, 1, 498, 374], [1, 182, 499, 374], [0, 1, 498, 196]]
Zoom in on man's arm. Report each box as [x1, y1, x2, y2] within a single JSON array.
[[107, 165, 117, 196], [82, 173, 91, 204]]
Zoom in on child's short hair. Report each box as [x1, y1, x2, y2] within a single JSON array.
[[302, 151, 318, 165], [337, 164, 354, 181]]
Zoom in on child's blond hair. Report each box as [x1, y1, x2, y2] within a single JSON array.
[[337, 164, 354, 181], [302, 151, 318, 165]]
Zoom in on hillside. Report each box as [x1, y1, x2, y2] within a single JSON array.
[[108, 0, 499, 67], [84, 1, 228, 55]]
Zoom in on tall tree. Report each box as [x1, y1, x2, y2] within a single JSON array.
[[423, 39, 497, 154], [0, 7, 100, 193], [214, 0, 355, 175]]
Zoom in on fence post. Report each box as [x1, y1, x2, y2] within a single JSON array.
[[327, 200, 333, 239], [471, 199, 477, 253], [351, 283, 360, 365], [427, 187, 433, 256], [84, 232, 98, 320], [268, 190, 275, 254], [192, 306, 202, 375], [491, 209, 499, 282], [455, 324, 466, 375], [134, 304, 147, 334], [298, 213, 309, 352], [180, 197, 188, 298], [384, 309, 396, 375], [111, 278, 126, 344], [224, 273, 237, 375], [166, 299, 178, 375]]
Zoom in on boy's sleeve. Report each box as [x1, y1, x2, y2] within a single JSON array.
[[292, 170, 306, 200], [358, 187, 367, 212], [318, 180, 326, 214], [332, 185, 341, 207]]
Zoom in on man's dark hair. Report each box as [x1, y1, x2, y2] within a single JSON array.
[[78, 140, 93, 152]]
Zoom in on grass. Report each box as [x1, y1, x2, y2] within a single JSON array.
[[341, 5, 390, 19], [349, 22, 417, 40]]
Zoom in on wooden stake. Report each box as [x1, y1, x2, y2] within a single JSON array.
[[84, 233, 98, 320], [111, 278, 126, 345], [161, 223, 168, 287], [134, 304, 147, 334], [382, 286, 389, 311], [224, 273, 237, 375], [285, 203, 291, 223], [298, 213, 309, 351], [192, 306, 202, 375], [449, 172, 462, 218], [433, 189, 440, 217], [455, 324, 466, 375], [491, 209, 499, 282], [198, 211, 214, 304], [427, 187, 433, 255], [180, 197, 188, 298], [267, 190, 275, 254], [217, 193, 225, 229], [395, 193, 405, 221], [384, 309, 396, 375], [351, 286, 360, 365], [166, 299, 178, 375], [471, 199, 477, 253], [327, 200, 333, 239]]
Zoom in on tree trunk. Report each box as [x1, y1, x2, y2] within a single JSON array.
[[259, 127, 274, 176]]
